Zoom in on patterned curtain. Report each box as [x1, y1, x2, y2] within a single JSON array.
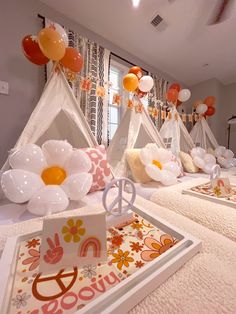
[[45, 19, 110, 146], [148, 75, 168, 130]]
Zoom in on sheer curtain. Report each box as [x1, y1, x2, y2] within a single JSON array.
[[46, 19, 110, 146], [149, 75, 169, 129]]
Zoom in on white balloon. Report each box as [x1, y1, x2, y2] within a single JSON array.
[[62, 173, 92, 200], [27, 185, 69, 216], [64, 150, 91, 175], [163, 161, 181, 177], [193, 156, 205, 169], [49, 22, 69, 47], [204, 154, 216, 165], [9, 144, 47, 174], [160, 170, 177, 186], [178, 89, 191, 102], [1, 169, 44, 203], [42, 140, 73, 167], [145, 164, 162, 181], [215, 146, 226, 158], [138, 76, 154, 92], [196, 103, 208, 114], [223, 149, 234, 159]]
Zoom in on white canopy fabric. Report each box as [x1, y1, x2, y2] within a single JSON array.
[[1, 68, 97, 174], [190, 117, 218, 150], [107, 105, 165, 177], [160, 106, 195, 156]]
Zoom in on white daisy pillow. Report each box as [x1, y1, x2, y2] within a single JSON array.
[[140, 144, 181, 186], [1, 140, 93, 216]]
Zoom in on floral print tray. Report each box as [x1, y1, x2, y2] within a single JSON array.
[[0, 207, 201, 314], [183, 182, 236, 209]]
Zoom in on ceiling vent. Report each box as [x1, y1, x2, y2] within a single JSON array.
[[151, 14, 163, 27]]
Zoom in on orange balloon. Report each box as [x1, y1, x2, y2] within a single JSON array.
[[123, 73, 139, 92], [193, 99, 203, 109], [166, 88, 178, 103], [205, 106, 216, 116], [60, 47, 83, 73], [38, 27, 66, 61], [204, 96, 216, 107], [129, 66, 143, 79], [169, 83, 181, 92]]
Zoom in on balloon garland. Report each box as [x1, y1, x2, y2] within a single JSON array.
[[166, 83, 191, 107], [192, 96, 216, 117], [21, 23, 83, 74]]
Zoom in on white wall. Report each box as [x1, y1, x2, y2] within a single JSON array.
[[186, 79, 236, 153]]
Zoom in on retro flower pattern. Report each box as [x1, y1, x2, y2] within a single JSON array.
[[62, 218, 86, 243], [22, 249, 40, 271], [141, 235, 178, 261], [111, 249, 134, 270]]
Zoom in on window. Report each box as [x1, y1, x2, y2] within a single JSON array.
[[108, 59, 129, 141]]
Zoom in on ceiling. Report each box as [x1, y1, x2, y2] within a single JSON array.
[[41, 0, 236, 86]]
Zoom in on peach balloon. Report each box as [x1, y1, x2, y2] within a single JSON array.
[[204, 96, 216, 107], [123, 73, 139, 92], [38, 27, 66, 61]]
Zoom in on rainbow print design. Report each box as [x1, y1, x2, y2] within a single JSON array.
[[79, 237, 101, 258]]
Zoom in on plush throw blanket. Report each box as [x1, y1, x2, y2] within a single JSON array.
[[150, 177, 236, 242]]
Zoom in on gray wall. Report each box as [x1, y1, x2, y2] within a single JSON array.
[[0, 0, 177, 167]]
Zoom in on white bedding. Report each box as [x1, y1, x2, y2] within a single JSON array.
[[0, 195, 236, 313]]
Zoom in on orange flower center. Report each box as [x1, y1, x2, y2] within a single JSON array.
[[41, 166, 67, 185], [152, 160, 162, 170], [70, 226, 78, 235]]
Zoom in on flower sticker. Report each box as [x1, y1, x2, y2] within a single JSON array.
[[25, 238, 40, 249], [12, 292, 31, 309], [111, 249, 134, 270], [130, 241, 143, 253], [81, 265, 97, 279], [62, 218, 86, 243], [141, 235, 178, 261], [22, 249, 40, 271]]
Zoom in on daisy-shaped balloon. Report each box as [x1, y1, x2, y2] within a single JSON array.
[[214, 146, 236, 169], [190, 147, 216, 174], [1, 140, 92, 216], [140, 144, 181, 186]]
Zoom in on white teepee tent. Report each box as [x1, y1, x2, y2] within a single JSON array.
[[107, 105, 165, 177], [190, 116, 218, 150], [1, 67, 97, 174], [160, 106, 195, 156]]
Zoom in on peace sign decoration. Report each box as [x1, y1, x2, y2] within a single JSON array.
[[102, 178, 136, 228]]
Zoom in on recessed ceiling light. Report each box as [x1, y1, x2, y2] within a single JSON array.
[[132, 0, 140, 8]]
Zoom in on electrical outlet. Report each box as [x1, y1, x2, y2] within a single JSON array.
[[0, 81, 9, 95]]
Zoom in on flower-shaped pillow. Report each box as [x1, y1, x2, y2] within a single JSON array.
[[214, 146, 236, 168], [1, 140, 93, 216], [140, 144, 182, 186], [83, 145, 112, 192]]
